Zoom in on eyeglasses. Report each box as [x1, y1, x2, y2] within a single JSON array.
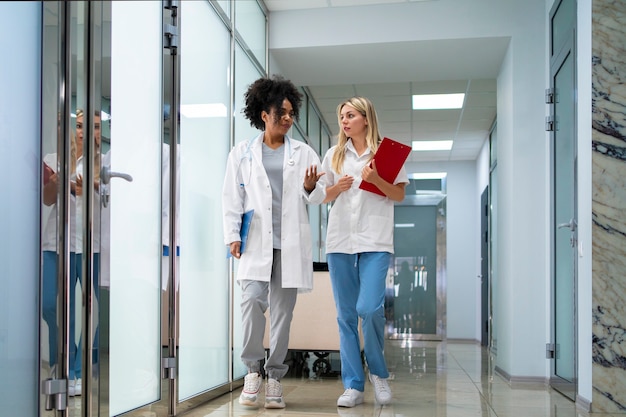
[[272, 109, 296, 119]]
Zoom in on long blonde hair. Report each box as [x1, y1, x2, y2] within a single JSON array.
[[75, 109, 101, 182], [331, 96, 382, 174], [70, 129, 77, 175]]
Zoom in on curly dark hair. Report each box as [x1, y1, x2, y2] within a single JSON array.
[[243, 75, 303, 130]]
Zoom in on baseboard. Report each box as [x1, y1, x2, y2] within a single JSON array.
[[446, 338, 481, 344], [576, 394, 592, 413], [494, 366, 548, 388]]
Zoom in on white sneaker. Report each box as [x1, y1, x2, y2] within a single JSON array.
[[49, 364, 57, 379], [264, 378, 285, 409], [68, 379, 79, 397], [239, 372, 262, 407], [337, 388, 364, 407], [74, 378, 82, 396], [369, 373, 392, 405]]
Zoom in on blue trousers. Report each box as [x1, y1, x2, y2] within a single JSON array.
[[328, 252, 390, 391], [42, 251, 82, 379], [42, 251, 100, 380]]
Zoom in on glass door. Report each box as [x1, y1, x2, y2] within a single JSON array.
[[39, 2, 87, 415], [549, 0, 577, 401], [389, 182, 447, 341], [39, 2, 166, 416], [103, 1, 164, 415]]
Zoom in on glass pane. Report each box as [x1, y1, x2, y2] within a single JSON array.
[[308, 110, 321, 153], [178, 0, 230, 399], [551, 0, 575, 56], [305, 113, 322, 262], [391, 206, 439, 335], [107, 2, 162, 414], [232, 44, 263, 380], [554, 50, 575, 383], [319, 128, 331, 262], [234, 0, 266, 68], [298, 87, 308, 130], [214, 0, 230, 19], [1, 3, 40, 415], [489, 167, 498, 350], [234, 45, 263, 146], [490, 124, 497, 168], [40, 3, 61, 415]]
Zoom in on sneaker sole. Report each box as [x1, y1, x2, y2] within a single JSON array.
[[374, 395, 392, 405], [265, 399, 286, 409], [239, 396, 258, 407], [337, 398, 364, 407]]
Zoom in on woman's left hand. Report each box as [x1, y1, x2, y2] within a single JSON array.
[[304, 164, 325, 193]]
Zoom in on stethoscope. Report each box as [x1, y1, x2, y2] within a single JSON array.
[[238, 135, 295, 187]]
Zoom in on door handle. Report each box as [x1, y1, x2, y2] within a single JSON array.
[[557, 218, 577, 232], [101, 166, 133, 184], [101, 166, 133, 207]]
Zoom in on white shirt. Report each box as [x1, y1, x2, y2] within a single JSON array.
[[42, 153, 78, 252], [321, 139, 409, 255]]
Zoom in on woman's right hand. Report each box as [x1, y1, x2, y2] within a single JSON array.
[[335, 174, 354, 192], [43, 172, 59, 206], [229, 241, 242, 259], [323, 174, 354, 203]]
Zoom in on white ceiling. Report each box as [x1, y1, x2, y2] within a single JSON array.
[[264, 0, 506, 163]]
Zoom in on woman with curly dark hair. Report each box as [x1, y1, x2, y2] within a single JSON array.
[[222, 75, 325, 409]]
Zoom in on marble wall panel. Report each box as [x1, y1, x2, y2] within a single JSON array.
[[592, 0, 626, 413]]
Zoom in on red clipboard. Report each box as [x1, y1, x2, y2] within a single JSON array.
[[359, 137, 411, 196]]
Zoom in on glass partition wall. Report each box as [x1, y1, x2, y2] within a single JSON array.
[[36, 1, 282, 416], [35, 1, 335, 414]]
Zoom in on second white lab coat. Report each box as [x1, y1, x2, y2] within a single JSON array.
[[222, 133, 325, 292]]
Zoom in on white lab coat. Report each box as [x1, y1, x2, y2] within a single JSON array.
[[222, 133, 325, 291]]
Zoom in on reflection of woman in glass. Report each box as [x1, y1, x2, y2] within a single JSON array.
[[394, 261, 413, 333], [42, 110, 101, 397], [76, 109, 101, 374], [42, 128, 83, 397]]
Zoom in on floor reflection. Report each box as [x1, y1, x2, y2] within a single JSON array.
[[59, 340, 609, 417]]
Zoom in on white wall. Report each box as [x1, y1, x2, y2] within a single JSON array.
[[494, 2, 550, 378]]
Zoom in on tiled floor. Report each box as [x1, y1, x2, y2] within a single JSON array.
[[174, 340, 607, 417], [59, 339, 619, 417]]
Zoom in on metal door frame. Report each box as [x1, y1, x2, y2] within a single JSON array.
[[548, 0, 578, 401]]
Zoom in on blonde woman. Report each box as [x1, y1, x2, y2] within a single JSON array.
[[42, 127, 83, 396], [320, 97, 408, 407], [42, 110, 102, 397]]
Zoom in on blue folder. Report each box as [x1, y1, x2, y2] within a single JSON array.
[[227, 209, 254, 258]]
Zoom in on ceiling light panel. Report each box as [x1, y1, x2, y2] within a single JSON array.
[[412, 93, 465, 110], [412, 140, 453, 151]]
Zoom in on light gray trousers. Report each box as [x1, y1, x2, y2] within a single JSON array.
[[240, 249, 297, 380]]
